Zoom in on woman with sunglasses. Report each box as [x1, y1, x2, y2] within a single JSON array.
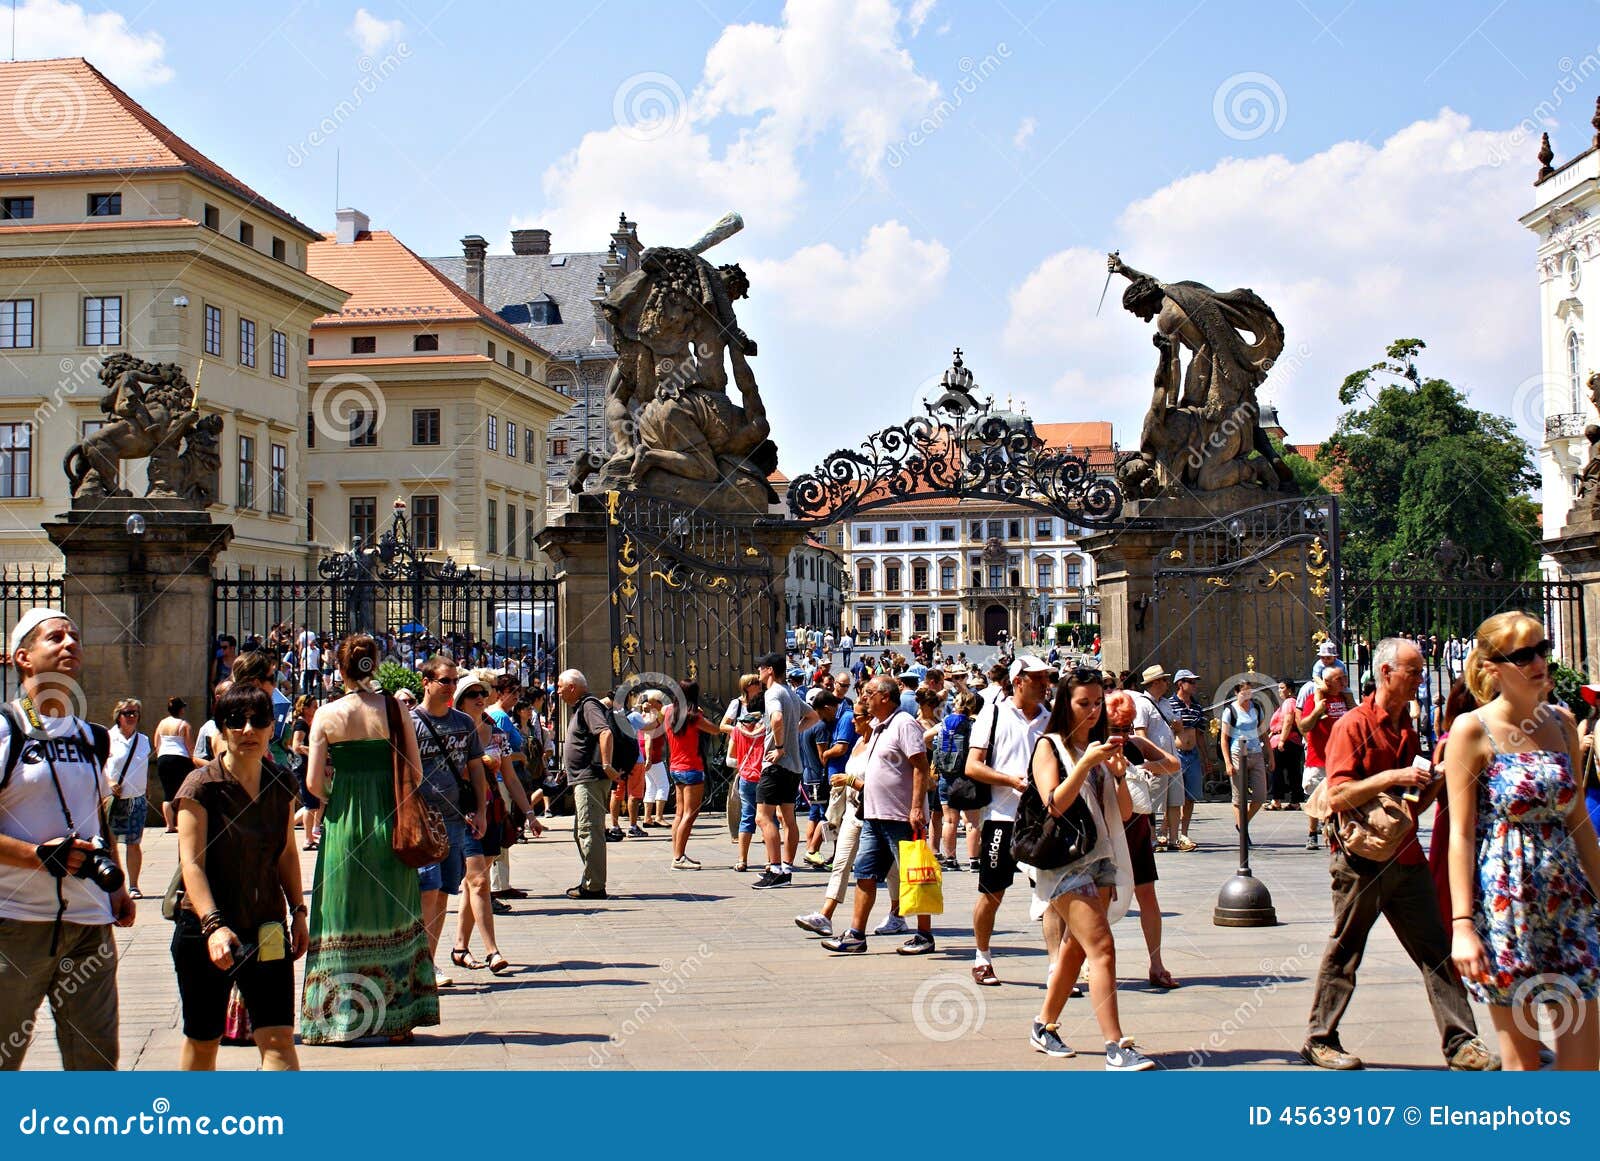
[[171, 684, 304, 1070], [1026, 668, 1155, 1070], [300, 635, 439, 1044], [1447, 615, 1600, 1069]]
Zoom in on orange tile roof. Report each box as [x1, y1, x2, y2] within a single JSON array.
[[308, 230, 551, 357], [1034, 421, 1113, 450], [1288, 443, 1322, 461], [0, 58, 317, 238]]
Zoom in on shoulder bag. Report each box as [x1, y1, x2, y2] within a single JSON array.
[[1010, 735, 1097, 870], [388, 693, 450, 869], [415, 707, 478, 813]]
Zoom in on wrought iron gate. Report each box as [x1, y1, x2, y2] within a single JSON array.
[[606, 490, 780, 709], [1340, 540, 1587, 685], [1151, 495, 1340, 687], [0, 564, 63, 701], [212, 566, 560, 682]]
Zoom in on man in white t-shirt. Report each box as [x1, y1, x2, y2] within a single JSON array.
[[1132, 666, 1180, 848], [964, 654, 1052, 986], [0, 608, 134, 1070]]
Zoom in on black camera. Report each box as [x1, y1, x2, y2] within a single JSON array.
[[37, 836, 124, 894]]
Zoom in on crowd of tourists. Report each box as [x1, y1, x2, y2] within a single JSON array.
[[2, 604, 1598, 1073]]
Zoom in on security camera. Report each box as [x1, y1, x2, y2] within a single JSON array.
[[172, 295, 189, 308]]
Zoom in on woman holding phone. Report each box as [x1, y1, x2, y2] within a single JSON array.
[[172, 683, 305, 1070]]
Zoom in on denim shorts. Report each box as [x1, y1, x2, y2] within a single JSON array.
[[853, 817, 912, 882], [802, 779, 827, 824], [670, 767, 706, 786], [1179, 748, 1204, 802], [1046, 855, 1118, 901], [737, 778, 758, 834], [418, 818, 467, 895], [107, 795, 147, 844], [935, 776, 952, 806]]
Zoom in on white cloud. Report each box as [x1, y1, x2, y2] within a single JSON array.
[[14, 0, 170, 87], [1013, 115, 1036, 150], [348, 8, 405, 56], [746, 220, 950, 327], [1004, 109, 1533, 449], [533, 0, 939, 246], [907, 0, 937, 34]]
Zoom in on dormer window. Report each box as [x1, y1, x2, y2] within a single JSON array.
[[528, 295, 561, 325]]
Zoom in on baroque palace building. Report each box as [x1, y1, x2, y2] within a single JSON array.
[[0, 57, 345, 573], [0, 57, 573, 578], [1524, 116, 1600, 567], [305, 210, 568, 570]]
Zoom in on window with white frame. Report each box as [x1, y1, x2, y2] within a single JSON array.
[[83, 296, 121, 346], [0, 300, 34, 349], [1569, 330, 1585, 414], [0, 423, 30, 497]]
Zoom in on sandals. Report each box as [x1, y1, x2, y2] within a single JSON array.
[[1148, 968, 1181, 989], [486, 952, 511, 976], [450, 946, 485, 971], [733, 862, 748, 872]]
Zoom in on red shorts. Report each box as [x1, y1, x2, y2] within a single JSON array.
[[611, 763, 646, 800]]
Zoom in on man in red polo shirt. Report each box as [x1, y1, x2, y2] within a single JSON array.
[[1300, 636, 1495, 1072]]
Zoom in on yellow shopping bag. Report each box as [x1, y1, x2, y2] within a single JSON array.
[[898, 836, 944, 916]]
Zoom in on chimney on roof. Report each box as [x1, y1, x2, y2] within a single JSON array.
[[335, 207, 369, 245], [461, 234, 488, 301], [593, 271, 611, 348], [511, 228, 551, 256]]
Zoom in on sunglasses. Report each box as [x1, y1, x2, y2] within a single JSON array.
[[460, 690, 487, 700], [117, 710, 139, 718], [220, 710, 275, 730], [429, 675, 459, 685], [1489, 639, 1552, 666]]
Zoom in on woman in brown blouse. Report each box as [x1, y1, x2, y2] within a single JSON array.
[[173, 683, 306, 1070]]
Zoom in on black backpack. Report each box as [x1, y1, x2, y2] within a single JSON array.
[[0, 702, 110, 793], [583, 697, 640, 772]]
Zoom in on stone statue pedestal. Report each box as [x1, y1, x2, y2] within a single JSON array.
[[1544, 514, 1600, 673], [1081, 486, 1323, 683], [44, 501, 232, 805], [537, 492, 806, 705]]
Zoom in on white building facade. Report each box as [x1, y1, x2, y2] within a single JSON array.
[[844, 499, 1096, 645], [1523, 131, 1600, 558]]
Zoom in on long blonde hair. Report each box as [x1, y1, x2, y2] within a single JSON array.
[[1464, 611, 1544, 705]]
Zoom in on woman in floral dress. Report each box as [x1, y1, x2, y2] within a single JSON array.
[[1446, 612, 1600, 1069]]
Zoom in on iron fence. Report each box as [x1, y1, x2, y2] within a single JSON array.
[[0, 564, 64, 702]]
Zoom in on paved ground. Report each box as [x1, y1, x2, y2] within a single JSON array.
[[19, 805, 1502, 1071]]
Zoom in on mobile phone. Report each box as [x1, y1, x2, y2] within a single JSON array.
[[1403, 756, 1433, 803]]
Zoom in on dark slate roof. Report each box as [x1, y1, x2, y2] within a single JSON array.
[[427, 250, 617, 360]]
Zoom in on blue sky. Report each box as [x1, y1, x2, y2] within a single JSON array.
[[13, 0, 1596, 472]]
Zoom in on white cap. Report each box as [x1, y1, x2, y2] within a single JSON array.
[[1009, 654, 1052, 681], [1317, 641, 1338, 657], [9, 607, 72, 655]]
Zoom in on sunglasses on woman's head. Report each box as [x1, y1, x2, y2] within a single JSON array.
[[221, 710, 275, 730], [1489, 639, 1552, 666]]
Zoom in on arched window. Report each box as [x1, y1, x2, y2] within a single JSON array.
[[1568, 330, 1584, 414]]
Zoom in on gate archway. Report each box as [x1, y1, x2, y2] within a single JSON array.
[[982, 605, 1009, 644]]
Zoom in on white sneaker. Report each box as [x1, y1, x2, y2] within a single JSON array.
[[794, 912, 832, 936], [1104, 1040, 1156, 1071], [435, 973, 455, 988], [874, 913, 909, 936]]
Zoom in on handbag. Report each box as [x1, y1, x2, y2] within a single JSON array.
[[897, 835, 944, 916], [1011, 735, 1098, 870], [1303, 777, 1416, 862], [387, 693, 450, 869]]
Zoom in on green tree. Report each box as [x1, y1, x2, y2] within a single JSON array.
[[1327, 339, 1539, 577], [1269, 434, 1329, 496]]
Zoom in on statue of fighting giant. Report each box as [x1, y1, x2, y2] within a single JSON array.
[[63, 354, 221, 505], [585, 212, 779, 513], [1106, 254, 1295, 498]]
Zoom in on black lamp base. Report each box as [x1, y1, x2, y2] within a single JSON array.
[[1213, 870, 1278, 927]]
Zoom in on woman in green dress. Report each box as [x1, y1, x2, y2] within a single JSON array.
[[300, 634, 439, 1044]]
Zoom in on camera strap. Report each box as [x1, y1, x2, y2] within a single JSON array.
[[13, 697, 101, 955]]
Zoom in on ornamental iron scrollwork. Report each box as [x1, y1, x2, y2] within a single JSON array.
[[1381, 537, 1504, 583], [785, 404, 1124, 527]]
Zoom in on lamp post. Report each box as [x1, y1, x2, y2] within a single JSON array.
[[1213, 663, 1278, 928], [318, 497, 459, 640]]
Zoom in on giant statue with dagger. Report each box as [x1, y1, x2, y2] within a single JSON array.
[[581, 211, 780, 514], [1104, 252, 1296, 498]]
